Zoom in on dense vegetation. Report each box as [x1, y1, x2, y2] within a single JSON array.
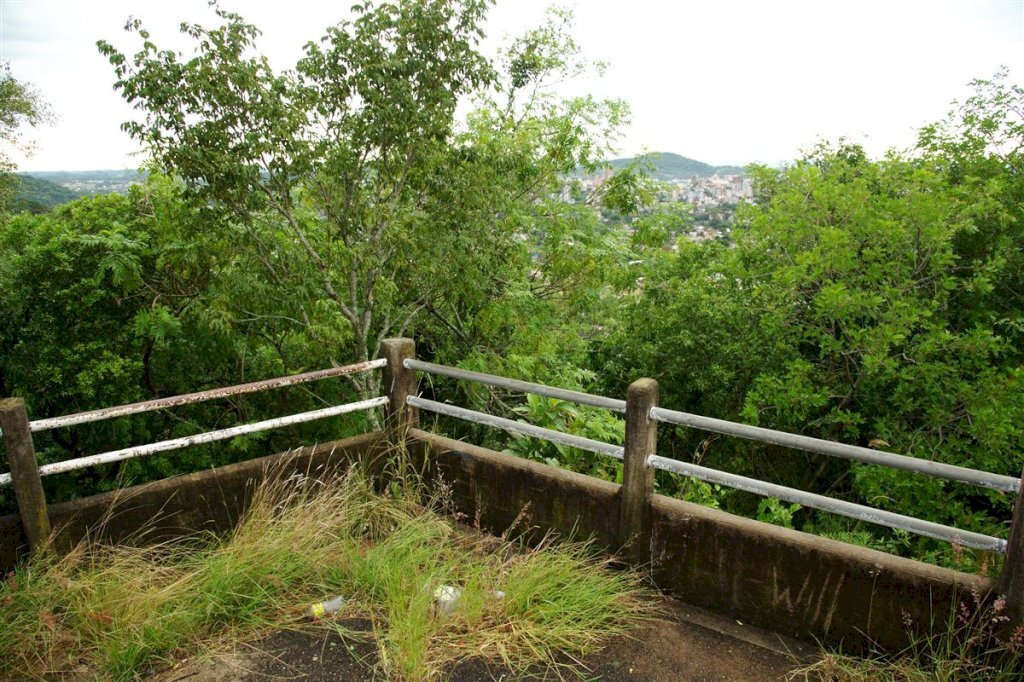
[[0, 1, 1021, 573]]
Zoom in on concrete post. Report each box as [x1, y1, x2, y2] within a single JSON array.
[[1000, 469, 1024, 621], [0, 398, 51, 552], [621, 378, 658, 562], [377, 338, 419, 445]]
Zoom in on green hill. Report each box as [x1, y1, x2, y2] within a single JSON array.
[[607, 152, 746, 179], [10, 174, 82, 213]]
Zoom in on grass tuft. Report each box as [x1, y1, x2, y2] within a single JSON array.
[[0, 460, 653, 681], [791, 589, 1024, 682]]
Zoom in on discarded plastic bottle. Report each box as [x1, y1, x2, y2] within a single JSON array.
[[432, 585, 505, 618], [307, 595, 346, 619], [433, 585, 463, 618]]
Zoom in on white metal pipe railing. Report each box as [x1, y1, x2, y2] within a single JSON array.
[[0, 396, 389, 486], [409, 387, 1006, 551], [650, 406, 1020, 493], [408, 395, 624, 459], [404, 359, 627, 413], [405, 359, 1018, 494], [647, 454, 1006, 553], [26, 358, 388, 434]]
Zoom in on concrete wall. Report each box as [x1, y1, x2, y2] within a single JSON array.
[[411, 429, 995, 653], [0, 432, 384, 570]]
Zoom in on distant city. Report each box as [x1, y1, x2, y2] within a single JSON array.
[[27, 169, 147, 195], [571, 152, 752, 245]]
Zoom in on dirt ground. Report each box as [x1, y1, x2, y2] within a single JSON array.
[[157, 596, 815, 682]]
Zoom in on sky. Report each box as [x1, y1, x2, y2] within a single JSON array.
[[2, 0, 1022, 172]]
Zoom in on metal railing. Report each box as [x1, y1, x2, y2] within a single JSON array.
[[405, 359, 626, 412], [649, 406, 1018, 493], [0, 359, 389, 487], [408, 396, 624, 459], [404, 358, 1018, 554], [646, 455, 1005, 553], [26, 358, 387, 434], [1, 397, 389, 487], [3, 341, 1019, 570]]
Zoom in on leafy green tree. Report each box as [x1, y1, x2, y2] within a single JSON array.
[[0, 64, 50, 213], [97, 1, 504, 405], [99, 1, 644, 447], [917, 68, 1024, 358]]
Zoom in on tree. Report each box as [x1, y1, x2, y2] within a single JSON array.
[[917, 68, 1024, 359], [0, 179, 380, 513], [0, 63, 49, 212], [98, 1, 640, 413], [97, 1, 505, 405]]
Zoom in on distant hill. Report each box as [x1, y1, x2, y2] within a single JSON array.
[[27, 169, 146, 184], [607, 153, 746, 179], [10, 175, 82, 213]]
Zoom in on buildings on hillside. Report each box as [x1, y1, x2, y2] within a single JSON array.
[[566, 170, 751, 246], [667, 173, 753, 206], [569, 170, 753, 207]]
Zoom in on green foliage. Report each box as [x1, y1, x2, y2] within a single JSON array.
[[602, 74, 1024, 567], [0, 64, 50, 213], [9, 175, 80, 213], [96, 1, 642, 418], [96, 0, 505, 403], [502, 393, 623, 480], [0, 181, 374, 512], [756, 498, 801, 529]]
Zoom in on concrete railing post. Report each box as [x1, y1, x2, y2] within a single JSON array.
[[620, 378, 658, 562], [378, 338, 419, 446], [0, 398, 51, 552], [1000, 469, 1024, 621]]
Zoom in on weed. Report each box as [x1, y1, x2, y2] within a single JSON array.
[[792, 583, 1024, 681], [0, 457, 652, 681]]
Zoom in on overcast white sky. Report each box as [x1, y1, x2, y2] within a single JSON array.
[[2, 0, 1023, 171]]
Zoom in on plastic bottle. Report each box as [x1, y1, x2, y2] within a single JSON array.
[[307, 595, 346, 619], [433, 585, 463, 617]]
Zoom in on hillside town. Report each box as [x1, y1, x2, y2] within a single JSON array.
[[569, 166, 753, 244]]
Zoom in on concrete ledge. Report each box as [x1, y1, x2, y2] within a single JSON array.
[[410, 429, 994, 653], [0, 431, 384, 570], [648, 492, 993, 649], [410, 428, 621, 546]]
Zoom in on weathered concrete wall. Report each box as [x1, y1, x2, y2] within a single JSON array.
[[0, 432, 384, 571], [410, 429, 621, 546], [647, 492, 994, 650], [411, 429, 994, 653]]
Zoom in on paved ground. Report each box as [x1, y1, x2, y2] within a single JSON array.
[[158, 597, 815, 681]]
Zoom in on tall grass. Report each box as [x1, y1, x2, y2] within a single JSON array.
[[792, 583, 1024, 681], [0, 458, 652, 681]]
